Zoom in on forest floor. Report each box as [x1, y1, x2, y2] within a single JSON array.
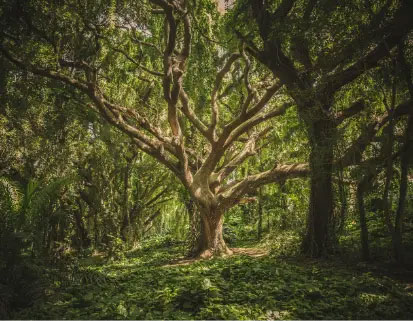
[[12, 239, 413, 320], [165, 247, 269, 267]]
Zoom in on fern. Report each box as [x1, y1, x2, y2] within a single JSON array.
[[25, 176, 76, 254], [55, 262, 114, 287]]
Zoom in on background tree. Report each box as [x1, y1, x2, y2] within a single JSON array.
[[231, 0, 413, 256]]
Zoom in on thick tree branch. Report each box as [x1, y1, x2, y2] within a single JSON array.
[[303, 0, 318, 20], [240, 49, 256, 115], [338, 99, 412, 167], [223, 102, 292, 149], [195, 81, 285, 178], [274, 0, 297, 20], [223, 81, 283, 137], [144, 187, 169, 207], [105, 43, 163, 77], [0, 45, 89, 92], [212, 127, 272, 186], [315, 0, 393, 73], [1, 44, 188, 179], [218, 163, 309, 206], [148, 0, 194, 185], [323, 1, 413, 94], [335, 99, 365, 125], [144, 209, 162, 227], [210, 53, 242, 138], [179, 90, 211, 140]]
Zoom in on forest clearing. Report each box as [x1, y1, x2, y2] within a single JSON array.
[[1, 0, 413, 319]]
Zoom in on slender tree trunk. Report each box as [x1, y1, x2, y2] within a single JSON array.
[[356, 180, 370, 261], [120, 213, 129, 242], [302, 119, 335, 257], [79, 187, 100, 248], [73, 201, 90, 249], [336, 167, 348, 233], [93, 209, 99, 248], [120, 162, 131, 242], [382, 122, 396, 234], [395, 40, 413, 265], [194, 207, 232, 258], [393, 115, 413, 264], [280, 183, 288, 230], [257, 187, 263, 239]]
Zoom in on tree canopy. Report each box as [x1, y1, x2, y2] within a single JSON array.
[[1, 0, 413, 319]]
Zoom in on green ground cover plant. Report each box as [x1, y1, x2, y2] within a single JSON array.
[[12, 237, 413, 320]]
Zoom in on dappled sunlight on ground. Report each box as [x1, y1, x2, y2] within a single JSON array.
[[163, 247, 269, 267], [232, 247, 269, 257], [12, 242, 413, 320]]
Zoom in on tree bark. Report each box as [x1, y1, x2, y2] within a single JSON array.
[[185, 199, 201, 256], [394, 44, 413, 265], [382, 122, 396, 234], [279, 183, 288, 230], [194, 207, 232, 258], [356, 180, 370, 261], [73, 201, 91, 249], [336, 167, 348, 234], [257, 187, 263, 240], [393, 115, 413, 264], [301, 119, 335, 257], [120, 161, 131, 242]]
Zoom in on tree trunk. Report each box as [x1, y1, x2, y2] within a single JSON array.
[[194, 207, 232, 258], [120, 162, 131, 242], [73, 201, 91, 249], [257, 187, 263, 239], [120, 214, 129, 242], [382, 122, 395, 234], [302, 119, 335, 257], [356, 180, 370, 261], [393, 115, 413, 264], [336, 168, 348, 234], [93, 208, 99, 248], [280, 183, 288, 230]]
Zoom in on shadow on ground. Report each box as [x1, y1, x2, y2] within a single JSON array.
[[12, 243, 413, 320]]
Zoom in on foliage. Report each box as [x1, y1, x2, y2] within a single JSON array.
[[0, 0, 413, 318], [12, 242, 413, 320]]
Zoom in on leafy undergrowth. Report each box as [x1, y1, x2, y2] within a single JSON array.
[[12, 241, 413, 320]]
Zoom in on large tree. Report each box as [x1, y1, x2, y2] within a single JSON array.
[[232, 0, 413, 256], [0, 0, 311, 257]]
